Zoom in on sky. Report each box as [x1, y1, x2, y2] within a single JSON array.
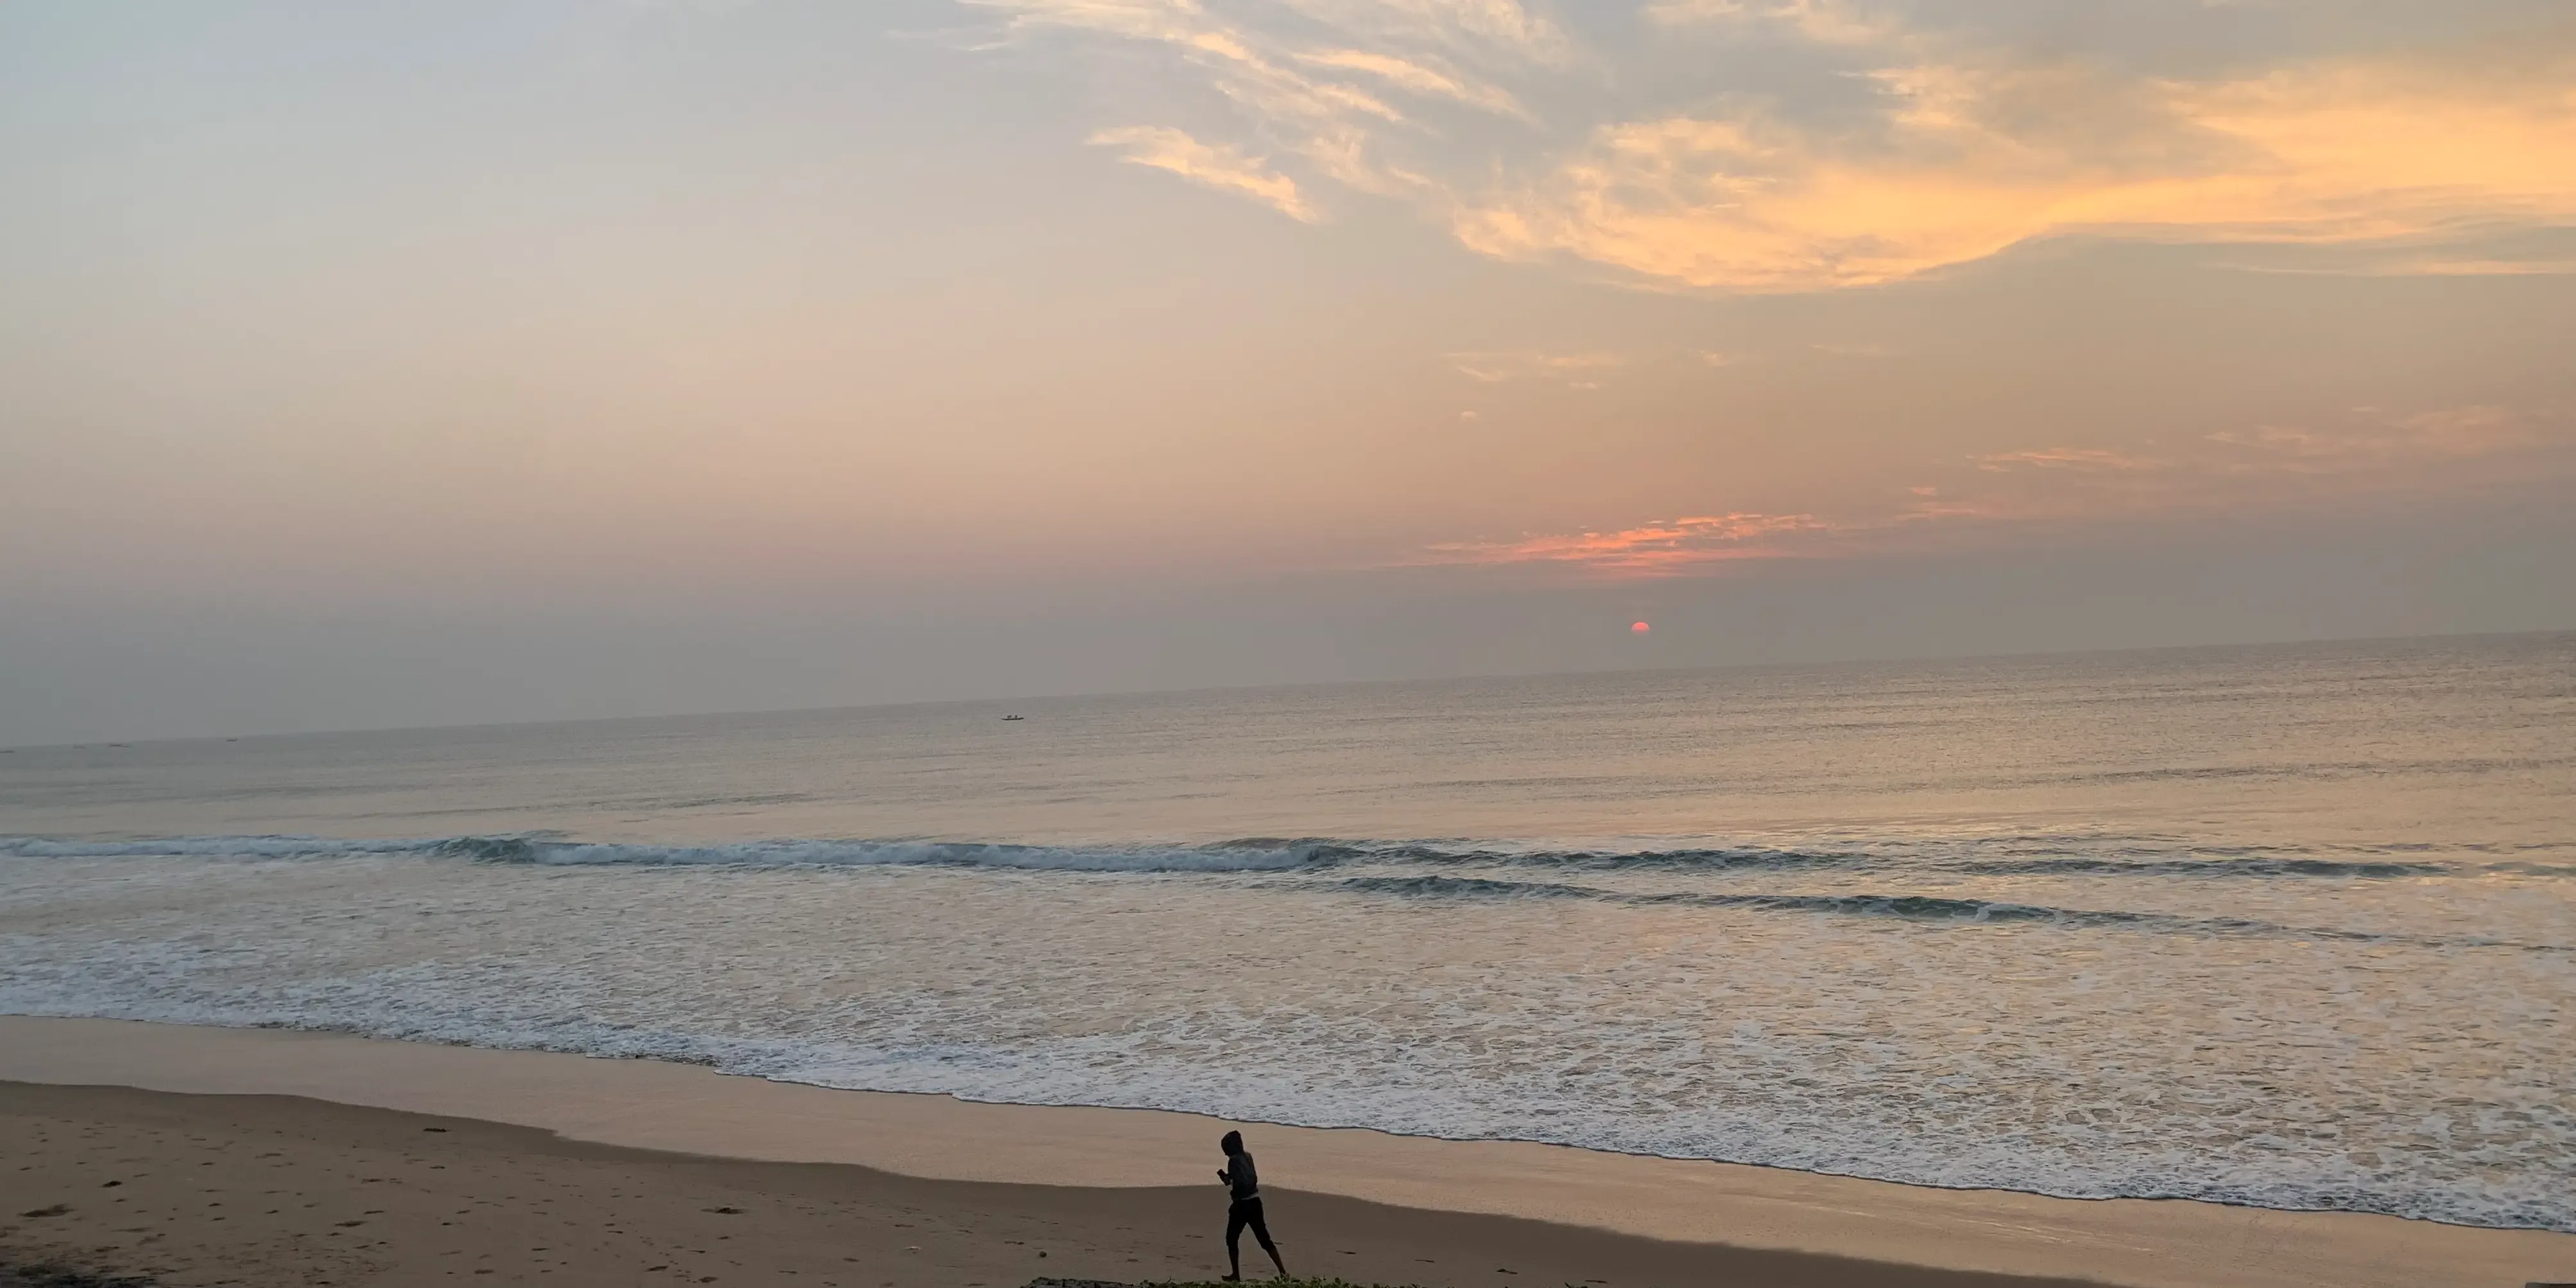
[[3, 0, 2573, 744]]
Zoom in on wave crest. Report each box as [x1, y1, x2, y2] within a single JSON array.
[[0, 834, 1325, 873], [3, 832, 2555, 880]]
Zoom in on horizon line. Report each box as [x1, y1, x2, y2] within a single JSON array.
[[3, 624, 2566, 753]]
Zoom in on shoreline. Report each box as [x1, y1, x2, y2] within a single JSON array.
[[3, 1017, 2572, 1287], [0, 1006, 2539, 1238]]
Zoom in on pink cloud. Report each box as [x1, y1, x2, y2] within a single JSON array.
[[1420, 511, 1838, 573], [1411, 403, 2568, 578], [1975, 447, 2163, 472]]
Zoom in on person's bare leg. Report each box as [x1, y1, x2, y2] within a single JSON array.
[[1250, 1208, 1287, 1278]]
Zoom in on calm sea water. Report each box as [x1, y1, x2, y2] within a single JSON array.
[[3, 633, 2572, 1229]]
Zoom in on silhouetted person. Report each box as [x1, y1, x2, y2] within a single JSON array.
[[1218, 1129, 1287, 1281]]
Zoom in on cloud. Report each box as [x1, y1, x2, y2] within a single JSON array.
[[1949, 404, 2564, 525], [964, 0, 2576, 292], [1291, 47, 1527, 117], [1418, 404, 2572, 575], [1455, 52, 2576, 290], [1975, 447, 2160, 472], [1447, 350, 1629, 382], [966, 0, 1552, 202], [2201, 405, 2538, 475], [1642, 0, 1891, 45], [1088, 126, 1319, 221], [1272, 0, 1569, 64], [1420, 512, 1841, 572]]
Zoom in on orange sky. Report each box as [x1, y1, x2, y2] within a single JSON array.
[[1, 0, 2572, 739]]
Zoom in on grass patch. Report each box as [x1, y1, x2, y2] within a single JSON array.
[[1144, 1282, 1425, 1288]]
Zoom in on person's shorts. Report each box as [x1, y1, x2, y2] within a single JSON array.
[[1226, 1196, 1267, 1233]]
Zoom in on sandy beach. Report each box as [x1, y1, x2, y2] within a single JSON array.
[[3, 1078, 2095, 1288], [4, 1018, 2571, 1288]]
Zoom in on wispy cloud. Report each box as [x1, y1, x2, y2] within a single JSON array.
[[1420, 512, 1840, 573], [2200, 406, 2537, 475], [1447, 350, 1629, 382], [1088, 126, 1319, 221], [1643, 0, 1891, 45], [1457, 54, 2576, 290], [961, 1, 2576, 291], [1272, 0, 1569, 64], [966, 0, 1546, 210], [1417, 404, 2572, 574], [1975, 447, 2160, 473], [1952, 406, 2561, 520], [1291, 47, 1527, 118]]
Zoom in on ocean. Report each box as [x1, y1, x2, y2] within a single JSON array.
[[3, 632, 2570, 1231]]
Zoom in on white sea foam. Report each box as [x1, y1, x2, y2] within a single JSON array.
[[6, 950, 2569, 1234], [4, 837, 2571, 1233]]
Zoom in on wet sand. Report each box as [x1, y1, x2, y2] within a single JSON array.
[[4, 1017, 2572, 1288], [2, 1080, 2094, 1288]]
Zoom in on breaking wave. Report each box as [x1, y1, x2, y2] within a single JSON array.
[[0, 834, 1321, 872], [1333, 874, 2571, 951], [6, 825, 2571, 1233], [2, 832, 2541, 878]]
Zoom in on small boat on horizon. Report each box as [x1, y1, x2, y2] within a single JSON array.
[[1001, 714, 1024, 721]]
